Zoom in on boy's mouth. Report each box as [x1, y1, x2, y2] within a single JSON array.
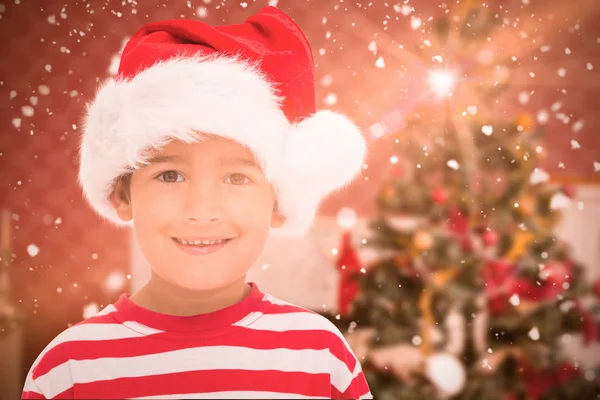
[[172, 237, 233, 248]]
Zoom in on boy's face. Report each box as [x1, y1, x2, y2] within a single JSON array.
[[111, 136, 284, 292]]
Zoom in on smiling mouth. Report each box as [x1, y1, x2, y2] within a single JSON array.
[[172, 237, 232, 247]]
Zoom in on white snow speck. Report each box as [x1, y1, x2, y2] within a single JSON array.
[[368, 40, 377, 53], [261, 263, 269, 271], [565, 47, 571, 55], [27, 244, 40, 257], [467, 105, 477, 115], [375, 56, 385, 68], [38, 84, 50, 95], [92, 253, 98, 260], [518, 91, 530, 104], [0, 4, 6, 13], [29, 96, 38, 105], [537, 110, 549, 124], [9, 90, 17, 99], [540, 45, 551, 53], [44, 64, 52, 72], [557, 68, 566, 77], [319, 48, 326, 56], [83, 303, 99, 319], [572, 120, 584, 133], [530, 168, 549, 185], [550, 192, 572, 210], [587, 62, 594, 70], [551, 101, 562, 112], [593, 161, 600, 172], [401, 5, 412, 16], [509, 294, 520, 306], [432, 55, 443, 63], [410, 17, 422, 30], [47, 15, 56, 24], [528, 327, 540, 341], [240, 2, 247, 8], [55, 217, 62, 225], [105, 271, 126, 292], [196, 6, 207, 18], [12, 118, 21, 128], [570, 140, 581, 150], [21, 105, 34, 117], [558, 162, 565, 169], [268, 0, 278, 6], [57, 287, 63, 293], [390, 155, 399, 164], [447, 159, 460, 170], [412, 335, 422, 346], [324, 93, 338, 106], [320, 74, 333, 87], [481, 125, 493, 136]]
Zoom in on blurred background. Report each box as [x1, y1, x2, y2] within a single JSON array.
[[1, 0, 599, 399]]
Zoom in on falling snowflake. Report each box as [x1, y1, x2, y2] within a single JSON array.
[[518, 91, 530, 104], [44, 64, 52, 72], [528, 327, 540, 341], [324, 93, 338, 106], [447, 159, 460, 170], [481, 125, 493, 136], [82, 303, 99, 319], [47, 15, 56, 24], [196, 6, 207, 18], [12, 118, 21, 128], [509, 294, 520, 306], [529, 168, 549, 185], [572, 120, 584, 133], [587, 62, 594, 70], [593, 161, 600, 172], [27, 244, 40, 257], [261, 263, 269, 271], [570, 140, 581, 150], [21, 105, 34, 117], [410, 17, 422, 30], [375, 56, 385, 68], [368, 40, 377, 53], [557, 68, 566, 77]]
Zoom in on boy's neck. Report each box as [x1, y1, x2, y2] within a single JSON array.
[[130, 276, 251, 317]]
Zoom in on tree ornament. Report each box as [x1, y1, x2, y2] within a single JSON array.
[[432, 187, 449, 204], [482, 229, 499, 246], [516, 112, 535, 130], [562, 184, 576, 199], [425, 352, 467, 396], [414, 231, 434, 251], [594, 279, 600, 299]]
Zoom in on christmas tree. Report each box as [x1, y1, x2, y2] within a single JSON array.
[[322, 4, 600, 400]]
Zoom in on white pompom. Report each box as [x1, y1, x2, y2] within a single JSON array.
[[282, 110, 366, 194]]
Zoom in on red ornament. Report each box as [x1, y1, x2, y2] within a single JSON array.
[[482, 230, 499, 247], [563, 184, 576, 198], [336, 232, 362, 316], [593, 279, 600, 299], [432, 188, 449, 204]]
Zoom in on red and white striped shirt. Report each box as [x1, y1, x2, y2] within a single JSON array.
[[22, 283, 372, 399]]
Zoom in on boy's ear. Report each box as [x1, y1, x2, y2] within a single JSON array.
[[270, 201, 286, 228], [110, 178, 133, 222]]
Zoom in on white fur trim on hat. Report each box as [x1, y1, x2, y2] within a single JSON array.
[[79, 56, 366, 236]]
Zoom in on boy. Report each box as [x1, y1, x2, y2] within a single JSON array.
[[22, 6, 371, 400]]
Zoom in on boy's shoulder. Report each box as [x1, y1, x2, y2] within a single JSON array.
[[27, 303, 142, 376], [255, 292, 349, 345]]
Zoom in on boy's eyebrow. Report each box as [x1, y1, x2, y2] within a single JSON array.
[[221, 157, 260, 168], [145, 155, 184, 164]]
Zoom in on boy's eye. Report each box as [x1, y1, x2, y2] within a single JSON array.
[[225, 173, 250, 185], [157, 171, 184, 183]]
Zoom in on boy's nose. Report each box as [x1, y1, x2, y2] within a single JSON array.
[[182, 187, 223, 224]]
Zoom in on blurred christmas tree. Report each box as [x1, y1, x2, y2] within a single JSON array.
[[322, 3, 600, 400]]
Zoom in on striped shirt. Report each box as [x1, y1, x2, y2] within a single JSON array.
[[22, 283, 372, 399]]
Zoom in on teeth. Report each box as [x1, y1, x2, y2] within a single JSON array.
[[176, 238, 226, 246]]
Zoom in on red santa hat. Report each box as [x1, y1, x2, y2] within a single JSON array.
[[79, 6, 366, 236]]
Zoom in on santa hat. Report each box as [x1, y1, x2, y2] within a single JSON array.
[[79, 6, 366, 237]]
